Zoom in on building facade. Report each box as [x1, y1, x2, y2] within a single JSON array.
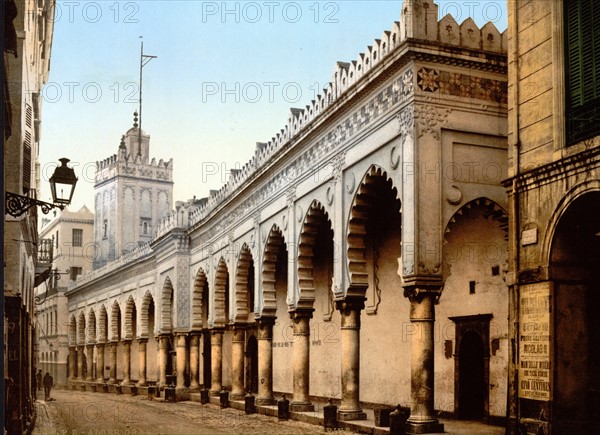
[[3, 0, 55, 433], [67, 1, 509, 432], [506, 1, 600, 434], [36, 206, 94, 387]]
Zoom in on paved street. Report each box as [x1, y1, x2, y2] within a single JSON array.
[[33, 389, 357, 435]]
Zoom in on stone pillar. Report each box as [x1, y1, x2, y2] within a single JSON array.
[[122, 340, 132, 385], [137, 339, 148, 387], [189, 333, 200, 390], [256, 318, 276, 405], [77, 346, 84, 380], [96, 343, 105, 383], [336, 298, 366, 421], [199, 330, 206, 387], [175, 333, 188, 390], [86, 344, 94, 381], [290, 310, 314, 411], [108, 342, 117, 384], [231, 326, 245, 399], [158, 335, 169, 387], [404, 287, 444, 434], [210, 329, 223, 396], [68, 347, 76, 380]]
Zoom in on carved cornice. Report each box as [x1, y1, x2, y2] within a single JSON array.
[[504, 143, 600, 193]]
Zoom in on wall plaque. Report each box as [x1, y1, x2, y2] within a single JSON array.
[[518, 282, 552, 401]]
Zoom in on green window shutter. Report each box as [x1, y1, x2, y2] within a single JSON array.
[[567, 0, 583, 107], [566, 0, 600, 144]]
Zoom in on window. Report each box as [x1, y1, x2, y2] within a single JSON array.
[[565, 0, 600, 144], [70, 266, 82, 281], [72, 228, 83, 247], [140, 218, 151, 236], [103, 220, 108, 239]]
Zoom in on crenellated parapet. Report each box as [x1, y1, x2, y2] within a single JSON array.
[[95, 150, 173, 184], [187, 0, 506, 228]]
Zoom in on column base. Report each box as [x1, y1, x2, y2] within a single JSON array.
[[404, 419, 444, 434], [290, 402, 314, 412], [108, 379, 117, 384], [255, 397, 276, 406], [136, 381, 147, 387], [96, 378, 105, 384], [337, 409, 367, 421]]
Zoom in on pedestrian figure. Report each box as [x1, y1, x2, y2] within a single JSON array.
[[43, 372, 53, 401], [36, 370, 42, 391]]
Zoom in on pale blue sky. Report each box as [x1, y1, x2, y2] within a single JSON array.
[[40, 1, 508, 211]]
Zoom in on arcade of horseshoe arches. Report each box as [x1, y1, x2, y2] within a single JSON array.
[[65, 1, 509, 432]]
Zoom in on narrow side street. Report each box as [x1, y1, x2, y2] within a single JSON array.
[[32, 389, 356, 435]]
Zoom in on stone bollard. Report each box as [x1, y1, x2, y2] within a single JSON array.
[[220, 390, 230, 408], [130, 386, 138, 396], [244, 392, 256, 415], [200, 387, 209, 404], [148, 386, 155, 400], [164, 387, 176, 403], [102, 384, 109, 393], [374, 407, 393, 427], [389, 405, 409, 435], [323, 399, 337, 431], [278, 394, 290, 421]]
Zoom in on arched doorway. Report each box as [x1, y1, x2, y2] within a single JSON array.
[[551, 191, 600, 433], [246, 335, 258, 394], [458, 331, 485, 419]]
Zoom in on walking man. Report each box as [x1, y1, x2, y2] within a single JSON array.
[[43, 372, 53, 401], [36, 370, 42, 391]]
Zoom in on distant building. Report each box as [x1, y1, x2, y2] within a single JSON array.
[[506, 1, 600, 434], [3, 0, 55, 432], [93, 122, 174, 268], [36, 206, 94, 387]]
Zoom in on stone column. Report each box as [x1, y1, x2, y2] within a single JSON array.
[[290, 310, 314, 411], [77, 346, 84, 380], [158, 335, 169, 387], [336, 298, 366, 421], [108, 342, 117, 384], [256, 318, 276, 405], [175, 333, 188, 390], [96, 343, 105, 383], [189, 333, 200, 390], [86, 344, 94, 381], [68, 347, 76, 380], [137, 339, 148, 387], [231, 326, 245, 399], [210, 329, 223, 396], [122, 340, 132, 385], [404, 287, 444, 434]]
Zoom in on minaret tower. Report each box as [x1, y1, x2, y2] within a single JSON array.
[[93, 113, 173, 268]]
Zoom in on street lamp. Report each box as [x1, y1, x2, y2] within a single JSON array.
[[5, 158, 78, 217]]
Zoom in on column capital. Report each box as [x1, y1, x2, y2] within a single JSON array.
[[137, 337, 148, 344], [335, 297, 365, 330], [289, 309, 314, 321], [403, 286, 443, 303], [256, 317, 275, 340], [232, 325, 245, 343], [290, 309, 313, 336], [174, 331, 189, 338]]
